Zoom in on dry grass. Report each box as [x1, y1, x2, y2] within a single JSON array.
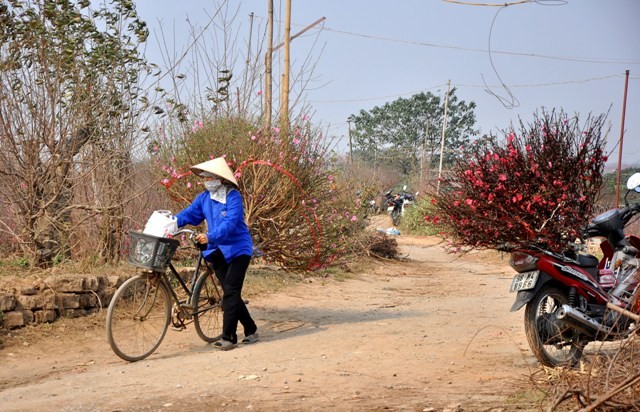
[[536, 334, 640, 411]]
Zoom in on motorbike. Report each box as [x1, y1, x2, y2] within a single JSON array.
[[355, 190, 379, 219], [508, 172, 640, 367], [384, 186, 417, 226]]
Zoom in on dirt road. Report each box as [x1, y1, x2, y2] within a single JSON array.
[[0, 234, 539, 411]]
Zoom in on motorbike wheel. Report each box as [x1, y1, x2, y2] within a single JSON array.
[[524, 285, 584, 367], [391, 209, 400, 226]]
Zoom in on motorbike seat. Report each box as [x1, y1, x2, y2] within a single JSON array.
[[576, 254, 599, 268]]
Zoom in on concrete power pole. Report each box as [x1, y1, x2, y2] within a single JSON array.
[[437, 80, 451, 193]]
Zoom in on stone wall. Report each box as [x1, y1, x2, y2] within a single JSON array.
[[0, 268, 198, 330], [0, 274, 130, 329]]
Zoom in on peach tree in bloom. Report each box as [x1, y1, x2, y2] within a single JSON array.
[[152, 117, 364, 272], [430, 109, 608, 252]]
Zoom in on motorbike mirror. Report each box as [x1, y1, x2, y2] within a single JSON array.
[[626, 173, 640, 192]]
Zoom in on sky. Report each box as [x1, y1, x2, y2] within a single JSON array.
[[135, 0, 640, 168]]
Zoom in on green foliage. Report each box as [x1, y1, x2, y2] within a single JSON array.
[[400, 197, 447, 236], [349, 89, 478, 175], [431, 109, 608, 252], [0, 256, 30, 269]]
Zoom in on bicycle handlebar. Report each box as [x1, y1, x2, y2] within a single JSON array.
[[174, 228, 197, 237]]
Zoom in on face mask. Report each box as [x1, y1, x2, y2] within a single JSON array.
[[204, 179, 228, 204], [204, 179, 222, 192]]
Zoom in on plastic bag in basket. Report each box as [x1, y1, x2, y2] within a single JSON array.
[[143, 210, 177, 238]]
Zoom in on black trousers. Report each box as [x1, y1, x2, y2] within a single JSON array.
[[208, 250, 256, 344]]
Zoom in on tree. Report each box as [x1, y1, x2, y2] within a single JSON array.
[[430, 109, 609, 252], [0, 0, 149, 266], [349, 88, 478, 175]]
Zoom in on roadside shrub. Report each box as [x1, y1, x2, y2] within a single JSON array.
[[430, 109, 608, 252], [400, 196, 444, 236]]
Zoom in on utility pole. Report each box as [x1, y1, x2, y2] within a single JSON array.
[[437, 80, 451, 193], [420, 118, 430, 186], [347, 116, 354, 164], [264, 0, 273, 130], [615, 69, 630, 208], [280, 0, 292, 138]]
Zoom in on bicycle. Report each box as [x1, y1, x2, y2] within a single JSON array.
[[106, 228, 223, 362]]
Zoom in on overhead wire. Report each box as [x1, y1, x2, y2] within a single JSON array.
[[310, 74, 630, 104], [482, 4, 519, 109], [253, 15, 640, 66]]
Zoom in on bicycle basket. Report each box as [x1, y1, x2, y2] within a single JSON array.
[[128, 231, 180, 272]]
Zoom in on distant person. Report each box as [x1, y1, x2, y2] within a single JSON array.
[[174, 157, 258, 350]]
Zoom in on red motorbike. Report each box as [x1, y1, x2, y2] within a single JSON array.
[[509, 173, 640, 367]]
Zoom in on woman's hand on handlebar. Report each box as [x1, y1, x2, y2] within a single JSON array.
[[194, 233, 208, 244]]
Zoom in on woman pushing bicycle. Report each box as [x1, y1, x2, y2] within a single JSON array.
[[174, 157, 258, 351]]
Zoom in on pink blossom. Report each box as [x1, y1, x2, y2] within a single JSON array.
[[192, 120, 203, 133], [251, 135, 257, 141], [272, 126, 280, 133], [498, 174, 507, 181], [187, 182, 192, 188], [328, 175, 334, 181], [161, 178, 169, 185], [234, 173, 241, 178], [351, 215, 358, 222], [257, 90, 262, 96], [293, 138, 300, 144]]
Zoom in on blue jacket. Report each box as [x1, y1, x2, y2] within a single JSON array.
[[175, 189, 253, 262]]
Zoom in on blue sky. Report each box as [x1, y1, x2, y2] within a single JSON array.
[[135, 0, 640, 167]]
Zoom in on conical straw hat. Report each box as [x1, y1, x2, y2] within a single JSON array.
[[190, 157, 239, 188]]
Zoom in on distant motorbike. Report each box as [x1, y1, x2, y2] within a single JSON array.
[[508, 173, 640, 367], [356, 190, 379, 219], [384, 186, 417, 226]]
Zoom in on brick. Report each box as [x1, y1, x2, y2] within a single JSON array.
[[34, 310, 56, 324], [45, 276, 85, 293], [0, 293, 16, 311], [79, 293, 98, 308], [3, 311, 25, 329], [83, 276, 99, 292], [56, 294, 80, 309]]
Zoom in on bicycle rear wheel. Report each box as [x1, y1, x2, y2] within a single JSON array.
[[192, 270, 223, 342], [106, 275, 171, 361]]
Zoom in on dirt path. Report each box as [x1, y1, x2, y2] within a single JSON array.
[[0, 234, 539, 411]]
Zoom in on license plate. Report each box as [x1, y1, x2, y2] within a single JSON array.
[[387, 206, 394, 212], [510, 270, 539, 292]]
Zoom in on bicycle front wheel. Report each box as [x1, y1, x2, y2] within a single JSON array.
[[192, 270, 223, 343], [106, 275, 171, 361]]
